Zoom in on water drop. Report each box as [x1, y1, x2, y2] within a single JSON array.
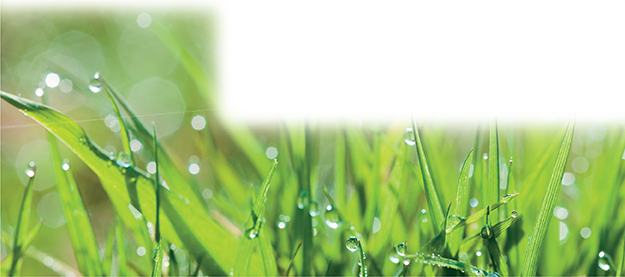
[[62, 162, 70, 171], [509, 157, 513, 163], [265, 146, 278, 159], [511, 210, 518, 218], [346, 236, 359, 252], [89, 72, 103, 93], [476, 251, 482, 257], [296, 190, 310, 210], [421, 209, 427, 214], [404, 128, 416, 146], [581, 227, 592, 239], [25, 161, 37, 178], [324, 204, 342, 229], [487, 272, 501, 277], [470, 198, 479, 208], [309, 200, 320, 217], [191, 115, 206, 131], [277, 220, 287, 229], [403, 258, 411, 266], [245, 228, 259, 239], [483, 153, 488, 160], [188, 163, 200, 175], [116, 152, 132, 168], [598, 251, 614, 271], [137, 246, 147, 256], [45, 73, 60, 88], [388, 253, 401, 264], [395, 242, 406, 257]]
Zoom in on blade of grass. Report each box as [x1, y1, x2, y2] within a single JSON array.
[[286, 241, 303, 276], [1, 90, 267, 275], [8, 161, 36, 277], [151, 124, 164, 277], [1, 220, 44, 274], [103, 225, 115, 275], [233, 159, 279, 276], [258, 229, 278, 277], [617, 231, 624, 277], [403, 252, 490, 276], [521, 119, 575, 276], [419, 202, 452, 254], [45, 91, 104, 276], [446, 193, 519, 234], [489, 120, 500, 223], [450, 149, 475, 254], [100, 73, 134, 165], [411, 119, 444, 232], [115, 217, 128, 276]]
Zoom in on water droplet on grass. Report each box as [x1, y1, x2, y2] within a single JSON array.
[[483, 153, 488, 160], [488, 272, 501, 277], [62, 162, 70, 171], [324, 204, 342, 229], [395, 242, 406, 256], [245, 228, 259, 239], [116, 152, 131, 168], [598, 251, 613, 271], [297, 190, 310, 209], [346, 236, 359, 252], [404, 128, 416, 146], [265, 146, 278, 159], [35, 88, 44, 97], [25, 161, 37, 178], [309, 200, 320, 217], [470, 198, 479, 207], [388, 253, 401, 264], [581, 227, 592, 239], [277, 220, 287, 229], [89, 72, 103, 93], [511, 210, 518, 218]]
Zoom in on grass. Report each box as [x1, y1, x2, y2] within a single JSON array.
[[2, 11, 625, 277]]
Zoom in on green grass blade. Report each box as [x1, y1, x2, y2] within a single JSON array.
[[411, 119, 444, 232], [115, 217, 128, 276], [420, 202, 452, 254], [100, 73, 134, 165], [486, 236, 509, 276], [44, 97, 104, 276], [372, 142, 406, 256], [450, 149, 475, 253], [103, 225, 115, 275], [403, 252, 490, 276], [1, 220, 44, 275], [151, 239, 163, 277], [233, 159, 279, 276], [446, 193, 519, 234], [521, 119, 575, 276], [616, 231, 624, 277], [151, 124, 164, 277], [258, 229, 278, 276], [1, 90, 267, 275], [8, 161, 36, 277], [489, 120, 500, 222], [286, 241, 303, 277]]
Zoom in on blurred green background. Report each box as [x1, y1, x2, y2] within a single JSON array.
[[1, 5, 625, 277]]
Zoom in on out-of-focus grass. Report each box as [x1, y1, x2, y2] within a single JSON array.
[[2, 7, 625, 277]]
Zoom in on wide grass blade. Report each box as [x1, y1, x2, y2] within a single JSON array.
[[115, 217, 128, 276], [8, 161, 36, 277], [103, 225, 115, 275], [233, 159, 279, 276], [450, 149, 474, 253], [521, 119, 575, 276], [411, 119, 444, 232], [1, 90, 268, 275], [420, 202, 452, 254], [44, 92, 104, 276]]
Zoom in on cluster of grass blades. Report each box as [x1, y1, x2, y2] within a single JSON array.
[[2, 14, 625, 277]]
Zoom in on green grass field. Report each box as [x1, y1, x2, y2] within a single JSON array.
[[1, 8, 624, 277]]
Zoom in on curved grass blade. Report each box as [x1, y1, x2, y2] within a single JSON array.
[[103, 225, 115, 275], [420, 202, 452, 254], [521, 119, 575, 277], [45, 92, 104, 276], [1, 90, 267, 275], [8, 162, 36, 277], [1, 220, 44, 275], [489, 120, 500, 223], [403, 252, 491, 276], [115, 217, 128, 276], [258, 230, 278, 277], [100, 73, 134, 166], [450, 149, 474, 253], [446, 193, 519, 234], [151, 124, 164, 277], [233, 159, 279, 276], [617, 231, 624, 277], [486, 235, 508, 276], [411, 119, 444, 232]]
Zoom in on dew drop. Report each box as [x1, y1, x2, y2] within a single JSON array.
[[245, 228, 259, 239], [89, 72, 103, 93], [35, 88, 44, 97], [116, 152, 132, 168], [296, 190, 310, 210], [488, 272, 501, 277], [324, 204, 342, 229], [509, 157, 513, 163], [511, 210, 518, 218], [476, 251, 482, 257], [470, 198, 479, 208], [45, 73, 60, 88], [137, 246, 146, 256], [265, 146, 278, 159], [404, 128, 416, 146], [388, 253, 401, 264], [25, 161, 37, 178], [309, 200, 320, 217], [346, 236, 359, 252], [598, 251, 613, 271], [395, 242, 406, 257], [277, 220, 287, 229], [403, 258, 411, 266], [483, 153, 488, 160], [581, 227, 592, 239], [62, 162, 70, 171]]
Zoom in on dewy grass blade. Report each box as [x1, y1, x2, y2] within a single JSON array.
[[0, 90, 266, 275], [99, 73, 134, 166], [403, 252, 491, 276], [521, 119, 575, 276], [420, 202, 452, 254], [233, 160, 279, 276], [286, 242, 303, 277], [489, 120, 500, 222], [151, 124, 164, 277], [446, 193, 519, 234], [45, 91, 104, 276], [411, 118, 444, 232], [450, 149, 474, 253], [8, 160, 36, 277]]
